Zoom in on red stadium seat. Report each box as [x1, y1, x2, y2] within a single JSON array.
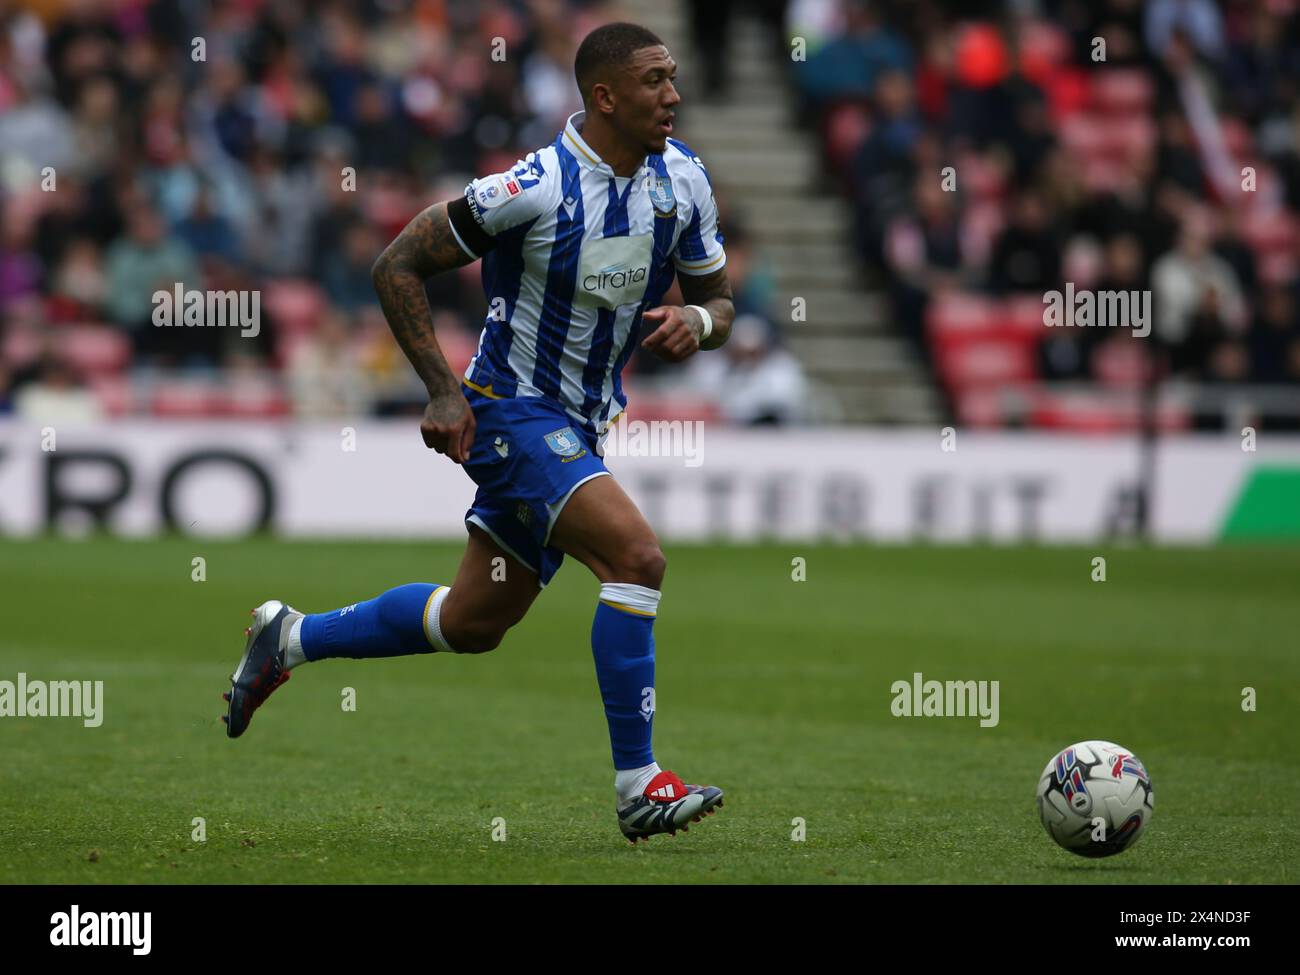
[[1044, 67, 1091, 121], [221, 383, 292, 418], [88, 375, 134, 416], [1060, 113, 1105, 155], [262, 280, 327, 338], [1091, 336, 1152, 389], [927, 292, 995, 333], [1240, 208, 1299, 285], [1030, 388, 1190, 432], [928, 293, 1045, 394], [1003, 294, 1049, 334], [956, 150, 1008, 203], [57, 325, 132, 376], [615, 386, 721, 424], [1, 321, 42, 369], [959, 201, 1005, 268], [1089, 70, 1153, 116], [954, 387, 1004, 427], [1017, 20, 1071, 86], [823, 101, 873, 180], [935, 336, 1038, 387], [150, 381, 226, 417]]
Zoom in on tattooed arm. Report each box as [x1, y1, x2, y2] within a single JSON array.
[[371, 200, 479, 462], [641, 267, 735, 362]]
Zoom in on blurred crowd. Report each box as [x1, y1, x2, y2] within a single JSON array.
[[792, 0, 1300, 426], [0, 0, 801, 426], [5, 0, 1295, 431]]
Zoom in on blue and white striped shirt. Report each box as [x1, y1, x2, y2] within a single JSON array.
[[450, 111, 727, 437]]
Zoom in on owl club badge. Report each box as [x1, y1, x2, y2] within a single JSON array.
[[648, 175, 676, 217], [544, 427, 584, 457]]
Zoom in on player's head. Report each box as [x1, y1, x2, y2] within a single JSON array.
[[575, 22, 678, 154]]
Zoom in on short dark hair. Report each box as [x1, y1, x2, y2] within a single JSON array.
[[574, 22, 664, 105]]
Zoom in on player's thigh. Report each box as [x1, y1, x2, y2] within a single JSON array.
[[441, 524, 541, 637], [549, 474, 665, 585]]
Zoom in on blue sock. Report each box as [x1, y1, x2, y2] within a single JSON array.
[[591, 583, 661, 770], [300, 583, 452, 660]]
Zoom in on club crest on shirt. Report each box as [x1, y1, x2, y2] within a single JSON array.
[[544, 427, 584, 458], [648, 175, 676, 217]]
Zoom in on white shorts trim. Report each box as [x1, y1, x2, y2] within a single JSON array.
[[466, 514, 541, 581], [543, 470, 612, 546]]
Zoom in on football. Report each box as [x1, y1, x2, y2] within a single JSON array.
[[1036, 740, 1154, 857]]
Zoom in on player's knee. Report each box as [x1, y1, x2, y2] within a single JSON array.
[[614, 541, 666, 589], [446, 620, 507, 655]]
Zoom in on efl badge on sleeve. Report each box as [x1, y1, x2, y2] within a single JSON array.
[[476, 174, 521, 210], [648, 175, 676, 217]]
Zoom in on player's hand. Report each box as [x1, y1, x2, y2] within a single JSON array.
[[420, 388, 476, 464], [641, 305, 703, 363]]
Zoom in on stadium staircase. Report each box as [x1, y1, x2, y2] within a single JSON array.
[[640, 4, 943, 424]]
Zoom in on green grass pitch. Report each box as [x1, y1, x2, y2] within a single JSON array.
[[1, 538, 1296, 884]]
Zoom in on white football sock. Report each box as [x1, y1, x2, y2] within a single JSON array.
[[284, 617, 307, 670], [616, 762, 662, 806], [422, 585, 456, 653]]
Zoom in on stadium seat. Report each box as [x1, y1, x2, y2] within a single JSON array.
[[1089, 70, 1154, 116], [928, 293, 1045, 395], [263, 280, 327, 338], [1240, 207, 1299, 285], [88, 375, 134, 416], [150, 381, 226, 417], [823, 101, 873, 180], [1091, 336, 1152, 389], [1017, 20, 1070, 86], [58, 325, 132, 376], [1, 320, 42, 370]]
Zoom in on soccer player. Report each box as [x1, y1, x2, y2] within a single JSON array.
[[223, 23, 735, 842]]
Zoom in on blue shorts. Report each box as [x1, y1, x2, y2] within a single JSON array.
[[461, 384, 610, 587]]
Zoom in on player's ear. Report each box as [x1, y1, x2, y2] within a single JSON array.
[[589, 81, 616, 117]]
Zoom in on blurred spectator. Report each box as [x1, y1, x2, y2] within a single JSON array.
[[1151, 211, 1247, 348], [1249, 285, 1300, 384], [1179, 284, 1233, 377], [797, 0, 912, 112], [1154, 110, 1206, 196], [11, 348, 103, 423], [690, 314, 809, 425], [1038, 329, 1090, 382], [2, 0, 1297, 433], [243, 146, 321, 277], [849, 67, 923, 262], [987, 189, 1061, 294], [102, 204, 201, 345], [0, 78, 78, 175], [32, 175, 122, 271], [885, 175, 965, 355], [352, 83, 416, 175], [47, 237, 107, 323], [1144, 0, 1226, 62], [1212, 205, 1258, 298], [0, 215, 42, 312], [718, 219, 776, 322], [174, 182, 240, 269], [322, 219, 382, 314], [288, 309, 372, 418]]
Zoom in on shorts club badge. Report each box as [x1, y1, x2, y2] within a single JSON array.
[[544, 427, 584, 457]]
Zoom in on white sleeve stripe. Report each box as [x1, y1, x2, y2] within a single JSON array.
[[448, 217, 479, 259]]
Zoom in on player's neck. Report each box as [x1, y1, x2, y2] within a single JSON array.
[[577, 114, 644, 178]]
